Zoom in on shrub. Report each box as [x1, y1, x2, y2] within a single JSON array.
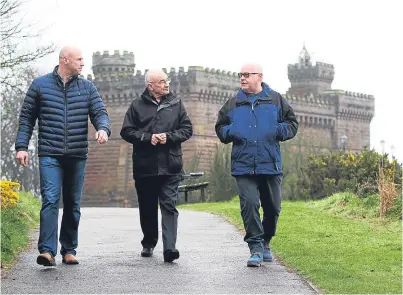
[[1, 180, 20, 209], [299, 149, 402, 199]]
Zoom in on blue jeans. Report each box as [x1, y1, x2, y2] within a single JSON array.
[[38, 156, 87, 257]]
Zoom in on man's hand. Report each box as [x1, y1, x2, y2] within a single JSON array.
[[16, 151, 29, 166], [95, 130, 108, 144], [155, 133, 167, 144], [151, 134, 159, 145], [151, 133, 167, 145]]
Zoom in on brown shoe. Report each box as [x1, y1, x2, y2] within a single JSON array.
[[36, 253, 56, 266], [62, 254, 79, 265]]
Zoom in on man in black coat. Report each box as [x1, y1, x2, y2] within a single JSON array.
[[120, 69, 193, 262]]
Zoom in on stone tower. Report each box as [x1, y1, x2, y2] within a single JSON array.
[[92, 50, 135, 80], [287, 46, 334, 96]]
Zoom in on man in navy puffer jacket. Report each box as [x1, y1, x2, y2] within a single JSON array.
[[15, 46, 111, 266], [215, 63, 298, 267]]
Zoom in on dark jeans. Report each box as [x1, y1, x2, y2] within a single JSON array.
[[38, 156, 87, 257], [235, 174, 282, 253], [135, 175, 182, 251]]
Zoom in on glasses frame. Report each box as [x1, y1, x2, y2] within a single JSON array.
[[237, 72, 261, 78]]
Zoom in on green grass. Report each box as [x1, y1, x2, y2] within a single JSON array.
[[1, 192, 41, 267], [311, 191, 402, 220], [179, 195, 402, 294]]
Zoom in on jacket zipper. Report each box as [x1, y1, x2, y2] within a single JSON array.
[[64, 84, 67, 154], [252, 99, 278, 172], [251, 101, 257, 174]]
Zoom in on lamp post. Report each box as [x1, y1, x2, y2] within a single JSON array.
[[380, 140, 385, 168], [340, 135, 348, 152]]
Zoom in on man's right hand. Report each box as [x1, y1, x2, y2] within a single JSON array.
[[16, 151, 28, 166], [151, 134, 159, 146]]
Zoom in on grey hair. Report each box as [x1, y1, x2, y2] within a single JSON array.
[[145, 69, 166, 85]]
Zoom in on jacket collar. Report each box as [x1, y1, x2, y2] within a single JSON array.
[[236, 82, 273, 101], [141, 88, 176, 105], [52, 66, 78, 85]]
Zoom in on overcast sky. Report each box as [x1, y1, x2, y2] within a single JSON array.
[[21, 0, 402, 161]]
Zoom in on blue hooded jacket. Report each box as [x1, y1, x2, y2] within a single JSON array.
[[215, 83, 298, 175]]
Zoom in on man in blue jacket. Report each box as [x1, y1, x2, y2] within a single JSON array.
[[15, 46, 111, 266], [215, 63, 298, 267]]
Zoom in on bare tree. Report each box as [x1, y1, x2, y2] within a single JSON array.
[[0, 0, 56, 195], [0, 0, 55, 91], [1, 66, 40, 194]]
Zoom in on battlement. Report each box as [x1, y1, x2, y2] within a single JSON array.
[[314, 62, 334, 68], [341, 90, 374, 100], [93, 50, 134, 66], [288, 60, 334, 69], [92, 50, 136, 80], [129, 66, 239, 80], [283, 93, 335, 108], [287, 54, 335, 96]]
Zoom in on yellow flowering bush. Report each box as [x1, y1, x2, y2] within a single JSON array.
[[1, 180, 20, 209]]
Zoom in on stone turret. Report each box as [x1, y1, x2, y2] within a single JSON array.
[[89, 50, 135, 82], [287, 46, 334, 95]]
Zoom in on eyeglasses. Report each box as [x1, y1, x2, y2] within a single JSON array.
[[150, 78, 171, 85], [238, 72, 260, 78]]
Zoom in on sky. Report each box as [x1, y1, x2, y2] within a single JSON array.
[[19, 0, 402, 161]]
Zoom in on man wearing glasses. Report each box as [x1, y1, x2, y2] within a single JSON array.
[[215, 63, 298, 267], [120, 69, 192, 263]]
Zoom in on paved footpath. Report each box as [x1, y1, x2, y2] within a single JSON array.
[[1, 208, 317, 294]]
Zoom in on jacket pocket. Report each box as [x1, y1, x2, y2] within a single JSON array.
[[168, 149, 183, 174], [231, 142, 245, 164], [133, 152, 155, 175], [264, 143, 280, 163]]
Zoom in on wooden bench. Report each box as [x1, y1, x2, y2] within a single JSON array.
[[179, 172, 209, 203]]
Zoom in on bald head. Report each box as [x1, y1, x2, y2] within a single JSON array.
[[59, 46, 81, 59], [239, 63, 263, 94], [58, 46, 84, 77], [240, 63, 263, 74]]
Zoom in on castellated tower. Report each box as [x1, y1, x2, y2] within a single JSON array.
[[287, 46, 334, 96], [82, 47, 375, 207], [284, 47, 374, 152]]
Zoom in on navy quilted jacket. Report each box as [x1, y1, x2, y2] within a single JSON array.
[[15, 66, 111, 158], [215, 83, 298, 175]]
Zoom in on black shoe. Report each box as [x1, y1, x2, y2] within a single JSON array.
[[163, 249, 180, 262], [141, 247, 154, 257]]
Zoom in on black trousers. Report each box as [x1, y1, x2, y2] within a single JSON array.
[[135, 175, 182, 251]]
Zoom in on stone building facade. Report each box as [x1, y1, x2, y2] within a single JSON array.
[[81, 47, 375, 207]]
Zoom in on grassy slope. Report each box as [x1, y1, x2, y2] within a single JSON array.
[[1, 192, 41, 267], [180, 195, 402, 294]]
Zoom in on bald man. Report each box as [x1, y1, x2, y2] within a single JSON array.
[[120, 69, 192, 263], [15, 46, 111, 266], [215, 63, 298, 267]]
